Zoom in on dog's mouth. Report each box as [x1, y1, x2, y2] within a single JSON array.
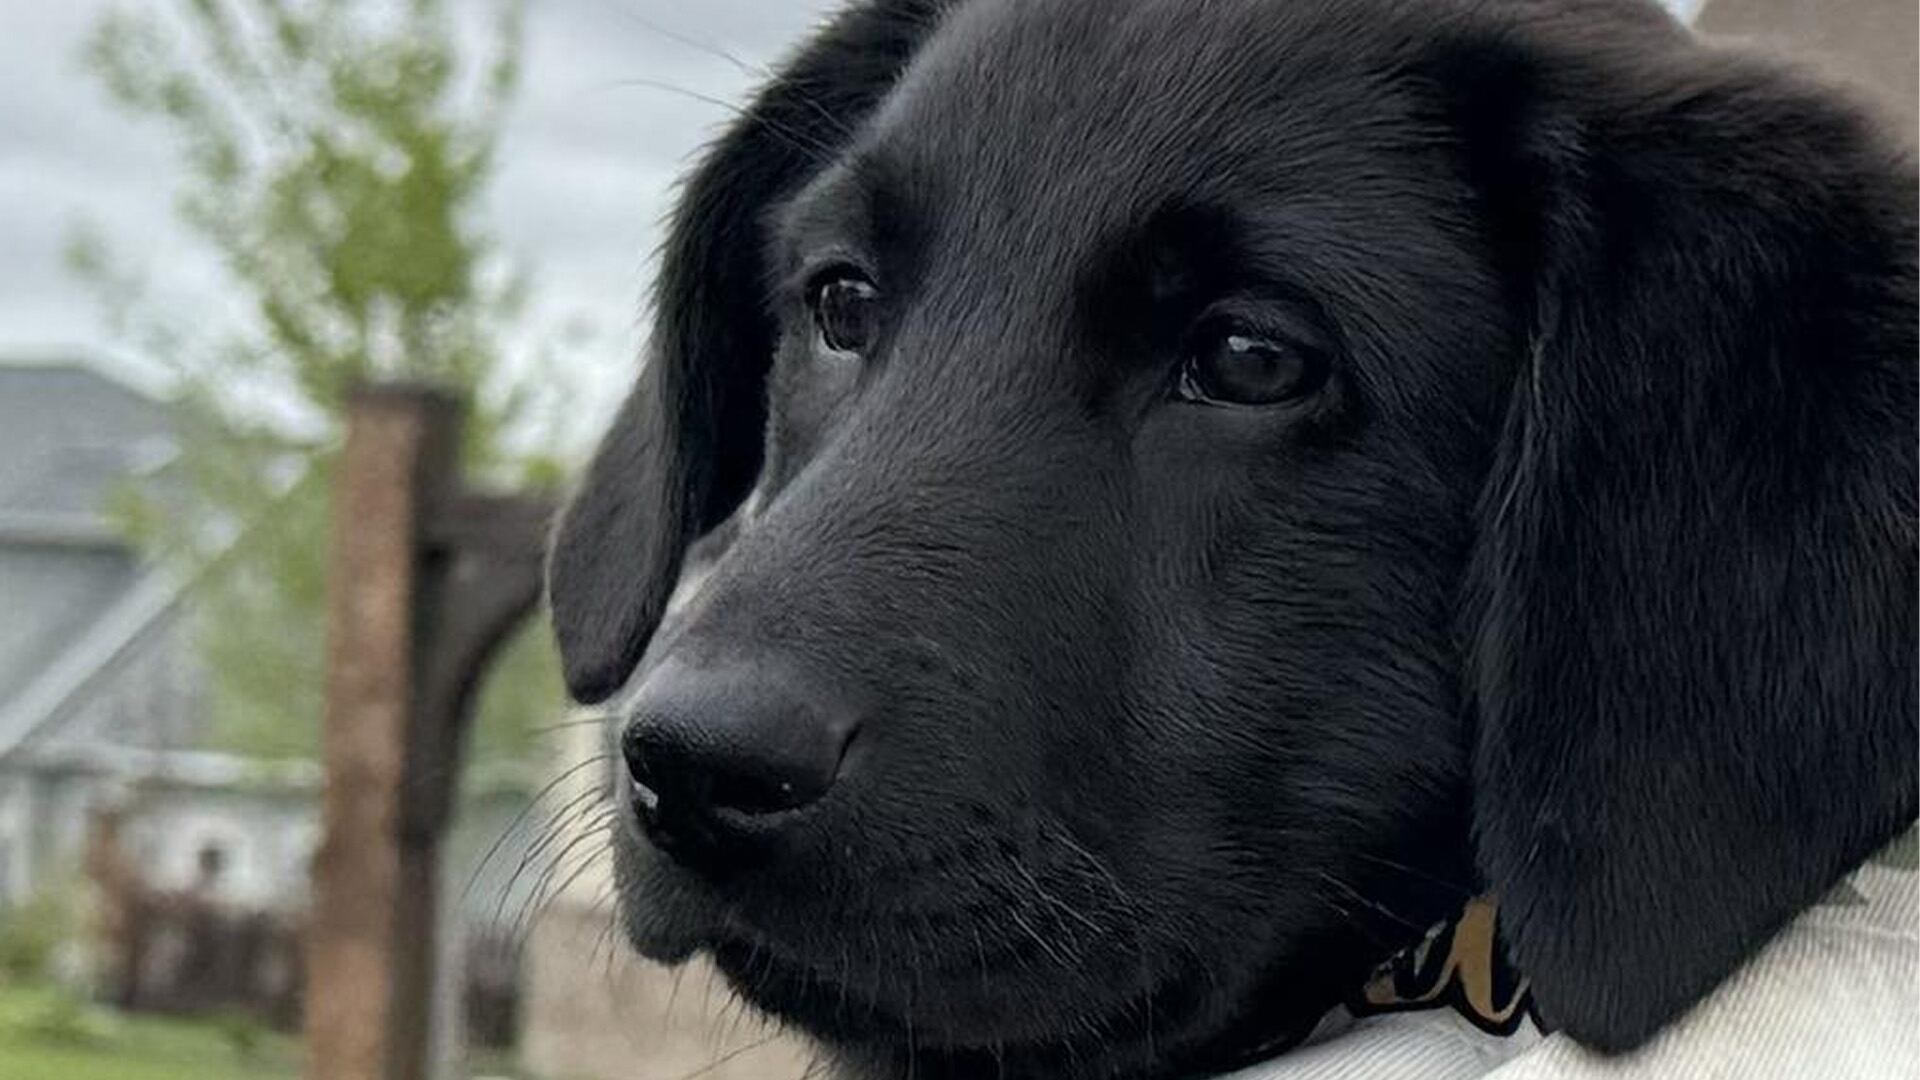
[[625, 886, 1174, 1045], [614, 849, 1353, 1080], [612, 830, 1252, 1065]]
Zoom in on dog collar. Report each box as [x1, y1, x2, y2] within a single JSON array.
[[1347, 896, 1540, 1037], [1208, 896, 1540, 1074]]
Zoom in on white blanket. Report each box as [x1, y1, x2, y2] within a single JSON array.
[[1232, 829, 1918, 1080]]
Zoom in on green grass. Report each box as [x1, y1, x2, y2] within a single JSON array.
[[0, 982, 299, 1080]]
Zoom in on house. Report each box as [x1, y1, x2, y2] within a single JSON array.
[[0, 356, 557, 1079], [0, 356, 537, 942], [0, 358, 336, 913], [0, 358, 216, 906]]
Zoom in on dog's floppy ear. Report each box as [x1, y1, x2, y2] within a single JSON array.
[[1455, 31, 1918, 1051], [548, 1, 947, 703]]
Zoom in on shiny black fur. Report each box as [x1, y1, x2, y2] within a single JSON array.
[[547, 0, 1918, 1076]]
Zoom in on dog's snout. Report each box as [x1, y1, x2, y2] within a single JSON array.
[[621, 658, 857, 865]]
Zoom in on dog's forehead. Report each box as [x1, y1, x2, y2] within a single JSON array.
[[866, 0, 1409, 226]]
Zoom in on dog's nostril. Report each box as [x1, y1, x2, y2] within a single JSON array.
[[624, 765, 662, 816], [619, 658, 858, 859]]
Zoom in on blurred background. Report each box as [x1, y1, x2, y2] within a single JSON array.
[[0, 2, 1907, 1080]]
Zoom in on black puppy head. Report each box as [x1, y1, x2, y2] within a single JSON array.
[[550, 0, 1916, 1075]]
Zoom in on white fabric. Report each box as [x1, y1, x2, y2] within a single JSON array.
[[1230, 833, 1919, 1080]]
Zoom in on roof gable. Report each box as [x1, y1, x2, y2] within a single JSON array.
[[0, 360, 176, 525]]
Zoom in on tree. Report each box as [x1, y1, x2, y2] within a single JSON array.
[[71, 0, 573, 767]]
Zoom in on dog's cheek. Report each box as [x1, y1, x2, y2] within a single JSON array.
[[1125, 437, 1472, 929]]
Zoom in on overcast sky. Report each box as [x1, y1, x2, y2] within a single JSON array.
[[0, 0, 1703, 444], [0, 0, 838, 440]]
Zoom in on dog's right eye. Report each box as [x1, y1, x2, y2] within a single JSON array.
[[810, 271, 880, 356]]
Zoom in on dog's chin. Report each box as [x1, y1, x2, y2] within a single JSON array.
[[622, 894, 1201, 1055], [624, 908, 706, 966], [614, 842, 1327, 1079], [621, 847, 1180, 1054], [706, 935, 1202, 1043], [614, 840, 725, 965], [711, 937, 1256, 1078]]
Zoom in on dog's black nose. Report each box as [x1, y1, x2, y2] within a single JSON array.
[[620, 658, 857, 865]]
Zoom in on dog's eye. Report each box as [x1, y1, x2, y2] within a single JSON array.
[[810, 271, 880, 356], [1177, 325, 1327, 407]]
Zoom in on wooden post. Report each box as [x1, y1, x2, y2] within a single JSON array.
[[307, 386, 460, 1080], [306, 385, 554, 1080]]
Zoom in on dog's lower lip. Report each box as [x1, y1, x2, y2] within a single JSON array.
[[626, 903, 715, 964], [633, 929, 701, 964], [709, 935, 1214, 1056]]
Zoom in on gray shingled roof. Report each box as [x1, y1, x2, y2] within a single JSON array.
[[0, 360, 176, 526]]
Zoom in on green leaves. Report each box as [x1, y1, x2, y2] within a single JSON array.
[[75, 0, 571, 769]]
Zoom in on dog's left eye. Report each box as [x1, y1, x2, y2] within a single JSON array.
[[810, 271, 880, 356], [1177, 324, 1328, 406]]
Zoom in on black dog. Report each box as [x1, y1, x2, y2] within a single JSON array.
[[547, 0, 1918, 1076]]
